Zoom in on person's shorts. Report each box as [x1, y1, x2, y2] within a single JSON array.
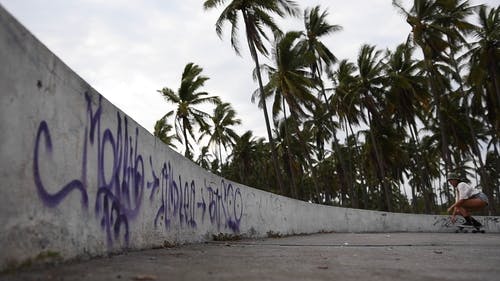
[[470, 192, 489, 205]]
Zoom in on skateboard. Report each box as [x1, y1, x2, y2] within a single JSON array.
[[455, 225, 485, 233]]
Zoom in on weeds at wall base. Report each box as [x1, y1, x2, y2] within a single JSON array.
[[212, 233, 242, 241], [266, 231, 283, 238], [1, 251, 62, 274]]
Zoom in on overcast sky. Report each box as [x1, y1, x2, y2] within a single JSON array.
[[1, 0, 496, 143]]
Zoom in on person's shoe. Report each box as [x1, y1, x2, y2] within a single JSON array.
[[459, 220, 474, 228], [471, 218, 482, 228]]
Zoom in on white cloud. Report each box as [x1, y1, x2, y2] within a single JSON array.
[[1, 0, 497, 143]]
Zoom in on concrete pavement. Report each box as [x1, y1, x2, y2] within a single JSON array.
[[3, 232, 500, 281], [3, 3, 500, 273]]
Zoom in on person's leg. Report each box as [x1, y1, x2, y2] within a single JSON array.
[[455, 206, 469, 217], [458, 198, 487, 226], [454, 207, 475, 226], [461, 198, 487, 210], [469, 216, 482, 227]]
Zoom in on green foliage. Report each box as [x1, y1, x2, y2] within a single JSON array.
[[154, 1, 500, 215]]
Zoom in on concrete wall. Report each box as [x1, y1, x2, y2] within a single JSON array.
[[1, 4, 499, 271]]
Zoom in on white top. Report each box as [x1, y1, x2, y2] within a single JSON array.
[[457, 182, 481, 200]]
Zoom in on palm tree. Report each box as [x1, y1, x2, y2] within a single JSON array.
[[260, 31, 318, 120], [300, 5, 342, 152], [467, 5, 500, 137], [466, 5, 500, 213], [356, 44, 394, 211], [226, 131, 275, 192], [484, 151, 500, 210], [438, 2, 492, 204], [393, 0, 461, 179], [273, 117, 302, 198], [203, 0, 300, 194], [157, 63, 220, 159], [330, 59, 366, 207], [154, 110, 179, 149], [392, 0, 451, 171], [199, 102, 241, 168], [260, 31, 321, 201], [300, 5, 342, 96], [228, 131, 256, 184], [383, 42, 431, 211], [196, 146, 214, 170], [299, 6, 356, 206], [303, 102, 335, 161]]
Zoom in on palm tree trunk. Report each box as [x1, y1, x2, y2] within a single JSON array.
[[407, 123, 421, 212], [246, 34, 285, 195], [426, 60, 452, 177], [282, 97, 298, 198], [183, 124, 190, 159], [314, 65, 357, 208], [367, 111, 393, 212], [293, 121, 322, 203], [348, 119, 368, 209], [218, 142, 223, 171], [409, 121, 432, 213], [487, 48, 500, 113]]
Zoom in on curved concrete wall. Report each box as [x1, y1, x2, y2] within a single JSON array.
[[1, 5, 499, 271]]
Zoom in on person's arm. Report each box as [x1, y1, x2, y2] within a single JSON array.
[[448, 189, 466, 223], [448, 182, 469, 212], [448, 198, 467, 222], [447, 199, 466, 213]]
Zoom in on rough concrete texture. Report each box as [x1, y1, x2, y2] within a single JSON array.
[[3, 232, 500, 281], [1, 3, 500, 273]]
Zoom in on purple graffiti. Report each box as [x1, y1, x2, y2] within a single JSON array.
[[33, 121, 89, 208], [93, 114, 145, 246], [33, 91, 245, 249], [206, 180, 243, 232], [89, 94, 146, 247], [153, 165, 243, 232], [147, 156, 160, 201], [154, 162, 196, 228]]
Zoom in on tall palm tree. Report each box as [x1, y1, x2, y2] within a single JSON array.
[[466, 5, 500, 213], [467, 5, 500, 136], [303, 102, 335, 161], [199, 102, 242, 167], [383, 42, 432, 211], [392, 0, 451, 171], [203, 0, 300, 194], [356, 44, 394, 211], [260, 31, 318, 120], [438, 2, 492, 204], [300, 5, 342, 95], [273, 117, 302, 198], [330, 59, 366, 207], [157, 63, 220, 159], [299, 6, 356, 206], [260, 31, 322, 201], [393, 0, 459, 179]]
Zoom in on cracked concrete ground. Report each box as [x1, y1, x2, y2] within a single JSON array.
[[2, 232, 500, 281]]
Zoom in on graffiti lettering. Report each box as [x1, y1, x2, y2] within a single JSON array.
[[33, 121, 88, 208], [33, 91, 244, 248]]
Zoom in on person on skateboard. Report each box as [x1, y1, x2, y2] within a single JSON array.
[[447, 172, 489, 228]]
